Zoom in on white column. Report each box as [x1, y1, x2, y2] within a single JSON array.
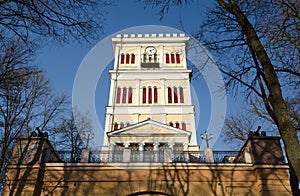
[[160, 79, 165, 105], [204, 148, 214, 163], [134, 113, 139, 123], [182, 45, 187, 69], [103, 114, 111, 146], [164, 142, 174, 162], [139, 142, 145, 162], [153, 142, 160, 162], [113, 45, 120, 69], [159, 45, 164, 67], [186, 79, 192, 104], [137, 45, 141, 69], [136, 79, 140, 105], [108, 79, 115, 106], [183, 142, 189, 162], [123, 142, 131, 162]]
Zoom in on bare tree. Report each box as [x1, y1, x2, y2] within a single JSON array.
[[0, 39, 67, 190], [0, 0, 112, 44], [142, 0, 300, 194], [54, 110, 93, 163], [223, 97, 278, 145]]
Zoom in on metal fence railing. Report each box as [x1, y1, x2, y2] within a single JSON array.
[[57, 149, 240, 164]]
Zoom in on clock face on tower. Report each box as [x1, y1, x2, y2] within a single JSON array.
[[145, 46, 157, 55]]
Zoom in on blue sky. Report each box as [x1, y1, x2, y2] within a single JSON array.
[[36, 1, 242, 150]]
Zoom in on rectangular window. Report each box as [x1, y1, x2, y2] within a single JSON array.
[[168, 87, 172, 103], [131, 54, 135, 64], [182, 122, 186, 130], [148, 87, 152, 104], [176, 54, 180, 63], [116, 87, 121, 103], [120, 54, 125, 64], [174, 87, 178, 103], [113, 123, 118, 131], [122, 87, 127, 103], [179, 87, 184, 103], [154, 87, 158, 103], [126, 54, 130, 64], [171, 54, 175, 64], [128, 87, 132, 104], [166, 54, 170, 64], [142, 87, 146, 104]]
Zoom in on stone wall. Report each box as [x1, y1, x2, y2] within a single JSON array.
[[3, 136, 292, 196]]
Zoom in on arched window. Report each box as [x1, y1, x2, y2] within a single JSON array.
[[154, 87, 158, 103], [175, 122, 180, 128], [116, 87, 121, 104], [128, 87, 132, 104], [113, 123, 118, 131], [120, 122, 124, 129], [168, 87, 172, 103], [131, 54, 135, 64], [142, 87, 146, 104], [169, 122, 174, 127], [181, 122, 186, 130], [125, 54, 130, 64], [166, 54, 170, 64], [171, 54, 175, 63], [148, 87, 152, 104], [176, 54, 180, 63], [173, 87, 178, 103], [122, 87, 127, 103], [120, 54, 125, 64], [179, 87, 184, 103]]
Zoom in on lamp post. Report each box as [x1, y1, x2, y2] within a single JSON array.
[[200, 130, 213, 148]]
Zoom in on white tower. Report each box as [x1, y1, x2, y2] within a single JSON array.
[[102, 33, 198, 162]]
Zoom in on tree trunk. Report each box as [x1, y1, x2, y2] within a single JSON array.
[[217, 0, 300, 183]]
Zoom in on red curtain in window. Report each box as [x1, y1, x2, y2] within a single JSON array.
[[176, 54, 180, 63], [122, 87, 127, 103], [166, 54, 170, 64], [148, 87, 152, 104], [113, 123, 118, 131], [179, 87, 184, 103], [128, 87, 132, 104], [120, 54, 125, 64], [154, 87, 158, 103], [171, 54, 175, 63], [131, 54, 135, 64], [116, 87, 121, 103], [126, 54, 130, 64], [174, 87, 178, 103], [142, 87, 146, 103], [175, 122, 180, 128], [168, 87, 172, 103], [181, 122, 186, 130]]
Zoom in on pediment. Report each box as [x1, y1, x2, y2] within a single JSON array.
[[107, 119, 191, 137]]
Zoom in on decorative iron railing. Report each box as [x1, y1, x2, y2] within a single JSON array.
[[57, 149, 240, 163]]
